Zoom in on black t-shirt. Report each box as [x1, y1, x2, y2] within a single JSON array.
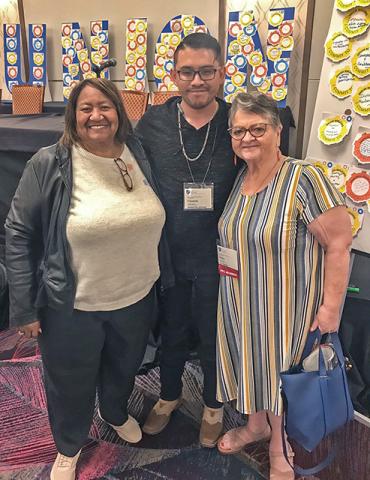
[[135, 97, 239, 268]]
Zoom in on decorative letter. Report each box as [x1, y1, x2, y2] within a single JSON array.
[[3, 23, 47, 93], [61, 20, 109, 100], [124, 18, 148, 91], [153, 15, 208, 92], [224, 8, 295, 107]]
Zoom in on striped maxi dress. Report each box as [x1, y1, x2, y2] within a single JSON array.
[[216, 159, 345, 415]]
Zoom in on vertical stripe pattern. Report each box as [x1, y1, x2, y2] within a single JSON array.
[[216, 159, 345, 415]]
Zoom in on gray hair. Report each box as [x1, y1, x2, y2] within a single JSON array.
[[229, 92, 281, 128]]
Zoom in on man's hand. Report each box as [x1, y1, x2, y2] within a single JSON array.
[[18, 321, 42, 338]]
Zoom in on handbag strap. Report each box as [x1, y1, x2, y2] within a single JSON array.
[[328, 331, 346, 364], [329, 332, 354, 423], [281, 411, 337, 476], [300, 329, 321, 362], [301, 330, 345, 364]]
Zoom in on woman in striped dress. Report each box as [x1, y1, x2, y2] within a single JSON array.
[[216, 93, 352, 479]]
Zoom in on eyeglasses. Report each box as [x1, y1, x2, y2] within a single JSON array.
[[176, 67, 220, 81], [114, 158, 133, 192], [228, 123, 272, 140]]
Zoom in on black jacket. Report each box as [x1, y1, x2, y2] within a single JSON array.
[[0, 260, 8, 331], [5, 136, 174, 328]]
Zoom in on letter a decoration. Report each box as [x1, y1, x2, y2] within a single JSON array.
[[153, 15, 208, 92]]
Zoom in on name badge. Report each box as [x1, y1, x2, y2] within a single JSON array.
[[217, 245, 239, 278], [183, 182, 214, 211]]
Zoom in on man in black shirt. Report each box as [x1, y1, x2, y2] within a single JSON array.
[[135, 33, 239, 448]]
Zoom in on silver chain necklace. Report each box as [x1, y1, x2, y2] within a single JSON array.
[[177, 104, 211, 162]]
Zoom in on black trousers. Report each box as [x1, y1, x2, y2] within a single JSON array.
[[38, 288, 154, 456], [160, 266, 222, 408]]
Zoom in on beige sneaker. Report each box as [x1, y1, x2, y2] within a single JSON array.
[[142, 398, 182, 435], [199, 406, 224, 448], [106, 414, 142, 443], [50, 450, 81, 480]]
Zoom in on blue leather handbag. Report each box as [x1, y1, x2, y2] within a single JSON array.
[[280, 330, 354, 475]]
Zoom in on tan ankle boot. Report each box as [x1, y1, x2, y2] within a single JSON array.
[[98, 409, 142, 443], [199, 406, 224, 448], [142, 398, 182, 435], [107, 415, 142, 443]]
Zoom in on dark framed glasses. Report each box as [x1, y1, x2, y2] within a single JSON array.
[[228, 123, 272, 140], [114, 158, 133, 192], [176, 67, 220, 81]]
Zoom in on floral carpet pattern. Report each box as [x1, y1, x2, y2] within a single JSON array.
[[0, 329, 266, 480]]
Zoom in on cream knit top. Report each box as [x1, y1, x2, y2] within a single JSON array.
[[66, 145, 165, 311]]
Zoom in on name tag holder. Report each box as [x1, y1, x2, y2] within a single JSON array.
[[183, 182, 214, 211], [217, 244, 239, 278]]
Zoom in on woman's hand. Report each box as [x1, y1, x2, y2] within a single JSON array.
[[18, 321, 42, 338], [310, 304, 339, 333]]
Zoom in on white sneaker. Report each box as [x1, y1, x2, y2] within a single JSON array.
[[50, 450, 81, 480], [100, 411, 142, 443]]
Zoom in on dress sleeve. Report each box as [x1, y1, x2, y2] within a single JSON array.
[[296, 164, 346, 225]]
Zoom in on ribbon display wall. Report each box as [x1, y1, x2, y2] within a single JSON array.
[[326, 3, 370, 115], [312, 2, 370, 240]]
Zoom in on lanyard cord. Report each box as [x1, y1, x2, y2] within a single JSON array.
[[177, 103, 211, 162], [185, 127, 217, 184], [177, 103, 217, 184]]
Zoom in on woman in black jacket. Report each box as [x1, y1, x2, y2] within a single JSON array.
[[6, 78, 172, 480]]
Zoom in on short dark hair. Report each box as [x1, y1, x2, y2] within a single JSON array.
[[229, 92, 281, 128], [174, 32, 222, 65], [60, 78, 132, 148]]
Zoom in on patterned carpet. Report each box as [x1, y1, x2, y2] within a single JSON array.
[[0, 329, 266, 480]]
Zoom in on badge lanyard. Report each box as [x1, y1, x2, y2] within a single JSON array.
[[177, 104, 217, 211]]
